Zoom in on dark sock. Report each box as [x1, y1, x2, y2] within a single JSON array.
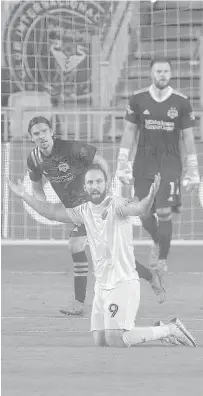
[[136, 260, 153, 282], [141, 214, 158, 244], [72, 251, 88, 303], [157, 217, 172, 260]]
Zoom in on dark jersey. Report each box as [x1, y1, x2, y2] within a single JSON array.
[[125, 86, 195, 180], [27, 139, 96, 208]]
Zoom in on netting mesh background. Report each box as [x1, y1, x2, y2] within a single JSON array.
[[1, 1, 203, 240]]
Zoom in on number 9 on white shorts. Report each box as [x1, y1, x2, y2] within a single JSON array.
[[91, 279, 140, 331]]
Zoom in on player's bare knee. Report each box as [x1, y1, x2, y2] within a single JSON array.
[[105, 330, 126, 348], [156, 207, 172, 221], [69, 236, 87, 253], [92, 331, 106, 347]]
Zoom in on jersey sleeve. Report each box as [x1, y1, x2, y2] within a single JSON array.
[[72, 141, 97, 166], [27, 153, 42, 182], [180, 98, 196, 130], [124, 95, 140, 124]]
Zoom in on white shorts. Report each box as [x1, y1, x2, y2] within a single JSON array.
[[91, 279, 140, 332]]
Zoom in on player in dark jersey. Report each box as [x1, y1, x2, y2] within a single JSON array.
[[27, 116, 165, 314], [116, 57, 200, 285]]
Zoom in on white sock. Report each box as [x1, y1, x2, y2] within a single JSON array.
[[122, 326, 171, 347]]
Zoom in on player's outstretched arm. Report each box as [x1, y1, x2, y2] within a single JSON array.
[[31, 180, 46, 202], [116, 174, 161, 217], [8, 179, 70, 223], [182, 127, 200, 191], [116, 121, 139, 184]]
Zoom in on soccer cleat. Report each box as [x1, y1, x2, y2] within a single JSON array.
[[169, 318, 197, 347], [59, 300, 85, 316], [154, 320, 182, 346], [150, 271, 166, 304]]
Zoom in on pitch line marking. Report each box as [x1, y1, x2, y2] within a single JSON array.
[[2, 316, 203, 321], [2, 329, 203, 334], [10, 271, 203, 275]]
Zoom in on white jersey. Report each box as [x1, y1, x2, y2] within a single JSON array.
[[66, 196, 139, 289]]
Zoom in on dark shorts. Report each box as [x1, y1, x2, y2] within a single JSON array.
[[134, 177, 181, 213], [70, 224, 87, 238]]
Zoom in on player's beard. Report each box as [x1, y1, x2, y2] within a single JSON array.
[[88, 189, 107, 205], [154, 78, 170, 90]]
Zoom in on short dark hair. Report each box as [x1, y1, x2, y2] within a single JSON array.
[[85, 164, 107, 181], [150, 57, 172, 69], [28, 116, 51, 134]]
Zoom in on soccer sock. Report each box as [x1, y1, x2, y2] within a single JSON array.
[[135, 260, 152, 282], [157, 214, 173, 260], [72, 251, 88, 303], [141, 214, 158, 244], [122, 325, 171, 346]]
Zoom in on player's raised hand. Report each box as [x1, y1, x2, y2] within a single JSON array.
[[182, 170, 200, 192], [7, 179, 26, 198], [149, 173, 161, 197]]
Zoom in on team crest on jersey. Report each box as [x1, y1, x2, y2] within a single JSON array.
[[167, 107, 178, 119], [58, 162, 69, 172]]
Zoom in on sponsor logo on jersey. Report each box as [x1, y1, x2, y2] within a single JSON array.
[[58, 162, 70, 172], [4, 1, 109, 100], [126, 105, 134, 115], [145, 119, 175, 131], [167, 107, 178, 119], [48, 174, 75, 183], [143, 109, 150, 115]]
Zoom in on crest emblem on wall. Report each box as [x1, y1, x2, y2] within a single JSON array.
[[3, 1, 112, 101]]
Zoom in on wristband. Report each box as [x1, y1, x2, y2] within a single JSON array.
[[118, 148, 129, 161], [187, 154, 198, 167]]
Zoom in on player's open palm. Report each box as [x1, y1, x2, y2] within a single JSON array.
[[149, 173, 161, 198], [8, 179, 25, 198]]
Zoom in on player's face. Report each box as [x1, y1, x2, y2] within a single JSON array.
[[151, 62, 172, 90], [30, 123, 53, 152], [84, 169, 107, 204]]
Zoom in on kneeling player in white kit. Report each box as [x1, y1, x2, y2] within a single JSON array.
[[8, 165, 196, 347]]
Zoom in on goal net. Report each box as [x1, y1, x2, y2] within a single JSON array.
[[1, 0, 203, 244]]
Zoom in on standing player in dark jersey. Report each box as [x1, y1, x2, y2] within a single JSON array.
[[27, 116, 102, 316], [116, 57, 200, 284], [27, 116, 165, 315]]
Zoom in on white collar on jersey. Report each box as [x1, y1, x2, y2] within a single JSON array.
[[149, 85, 173, 102]]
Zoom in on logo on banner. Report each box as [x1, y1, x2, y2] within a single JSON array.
[[4, 1, 109, 100]]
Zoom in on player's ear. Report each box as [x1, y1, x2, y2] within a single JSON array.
[[29, 133, 34, 143]]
